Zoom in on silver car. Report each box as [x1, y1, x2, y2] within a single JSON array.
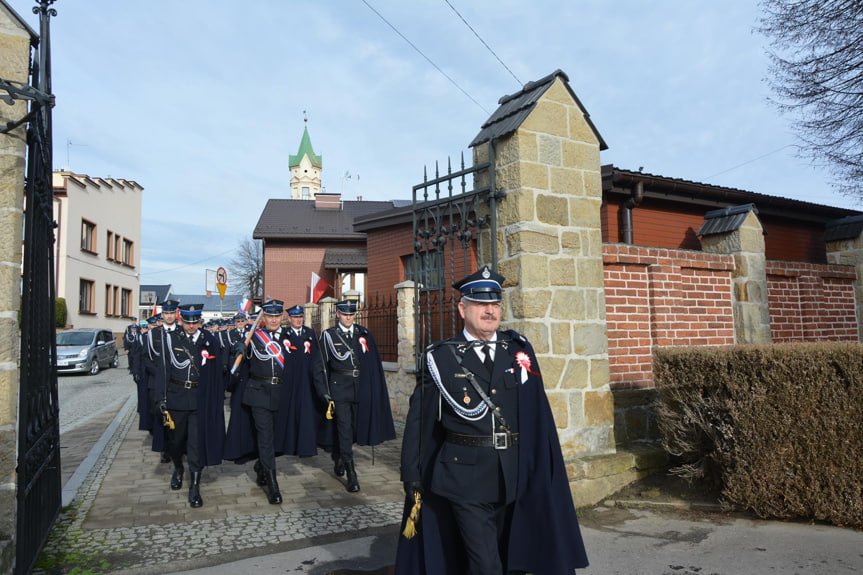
[[56, 328, 119, 375]]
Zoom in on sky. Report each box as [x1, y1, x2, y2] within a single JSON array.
[[7, 0, 861, 295]]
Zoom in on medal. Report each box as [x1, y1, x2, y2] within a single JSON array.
[[463, 388, 471, 405]]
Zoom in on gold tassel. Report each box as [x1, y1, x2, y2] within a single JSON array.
[[163, 410, 175, 430], [402, 491, 422, 539], [326, 400, 335, 420]]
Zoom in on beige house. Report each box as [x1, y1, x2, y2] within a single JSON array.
[[52, 171, 143, 331]]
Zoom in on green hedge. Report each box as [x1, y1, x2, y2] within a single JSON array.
[[56, 297, 67, 327], [655, 343, 863, 527]]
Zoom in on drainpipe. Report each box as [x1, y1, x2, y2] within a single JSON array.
[[621, 181, 644, 244]]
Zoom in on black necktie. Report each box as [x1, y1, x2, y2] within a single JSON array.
[[482, 343, 494, 374]]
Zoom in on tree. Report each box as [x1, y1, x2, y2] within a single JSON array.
[[757, 0, 863, 196], [229, 238, 263, 301]]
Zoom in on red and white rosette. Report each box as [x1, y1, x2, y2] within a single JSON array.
[[358, 336, 368, 353], [515, 351, 539, 382], [304, 340, 311, 354], [201, 349, 215, 367], [283, 339, 295, 352]]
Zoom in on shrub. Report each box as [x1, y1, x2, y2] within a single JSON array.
[[655, 343, 863, 527], [55, 297, 67, 327]]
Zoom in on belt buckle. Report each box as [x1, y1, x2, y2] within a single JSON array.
[[184, 380, 193, 389], [352, 369, 359, 378], [271, 377, 280, 385], [493, 432, 509, 450]]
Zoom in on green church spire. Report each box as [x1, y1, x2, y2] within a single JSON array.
[[289, 125, 322, 169]]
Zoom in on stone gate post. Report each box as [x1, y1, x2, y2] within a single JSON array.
[[0, 8, 33, 573]]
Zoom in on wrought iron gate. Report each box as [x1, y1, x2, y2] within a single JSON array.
[[411, 142, 505, 357], [2, 2, 61, 574]]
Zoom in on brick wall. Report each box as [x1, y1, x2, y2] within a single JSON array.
[[365, 225, 413, 297], [603, 244, 736, 390], [767, 261, 858, 342], [262, 241, 363, 306]]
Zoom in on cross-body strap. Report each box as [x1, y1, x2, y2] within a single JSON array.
[[447, 344, 511, 434]]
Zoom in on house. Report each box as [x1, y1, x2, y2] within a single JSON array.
[[253, 124, 401, 307], [52, 171, 143, 332]]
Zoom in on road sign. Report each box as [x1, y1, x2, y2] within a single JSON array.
[[216, 267, 227, 300]]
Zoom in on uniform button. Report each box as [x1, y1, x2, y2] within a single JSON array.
[[454, 457, 459, 462], [491, 389, 497, 394], [495, 406, 501, 412]]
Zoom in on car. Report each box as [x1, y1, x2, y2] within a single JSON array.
[[55, 328, 119, 375]]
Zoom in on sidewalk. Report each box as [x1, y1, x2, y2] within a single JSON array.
[[40, 394, 863, 575], [39, 395, 403, 574]]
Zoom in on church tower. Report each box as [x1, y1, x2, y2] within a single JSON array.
[[289, 121, 322, 199]]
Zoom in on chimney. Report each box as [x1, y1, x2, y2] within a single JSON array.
[[357, 195, 362, 201], [315, 192, 342, 210]]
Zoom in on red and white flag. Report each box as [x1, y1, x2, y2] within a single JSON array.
[[311, 272, 329, 303]]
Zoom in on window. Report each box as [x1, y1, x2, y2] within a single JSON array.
[[121, 288, 132, 317], [113, 286, 119, 315], [81, 220, 96, 253], [302, 187, 310, 199], [404, 251, 445, 290], [122, 238, 134, 266], [106, 231, 115, 260], [79, 279, 95, 313], [105, 285, 112, 315]]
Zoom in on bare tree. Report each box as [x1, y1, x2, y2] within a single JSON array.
[[229, 238, 263, 300], [757, 0, 863, 196]]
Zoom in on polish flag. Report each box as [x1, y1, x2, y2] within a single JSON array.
[[311, 272, 329, 303], [238, 298, 251, 314]]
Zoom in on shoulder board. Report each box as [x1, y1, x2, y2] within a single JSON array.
[[501, 329, 527, 347]]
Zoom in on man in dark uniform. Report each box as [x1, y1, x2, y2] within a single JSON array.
[[123, 317, 138, 374], [279, 304, 322, 457], [131, 321, 153, 432], [156, 303, 225, 508], [314, 300, 396, 493], [237, 299, 290, 504], [144, 300, 181, 463], [395, 266, 589, 575]]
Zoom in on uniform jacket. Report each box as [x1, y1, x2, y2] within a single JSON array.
[[315, 324, 396, 446], [276, 325, 324, 457], [395, 329, 589, 575]]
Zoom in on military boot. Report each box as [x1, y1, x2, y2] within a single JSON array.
[[265, 470, 282, 505], [170, 462, 184, 490], [333, 454, 345, 477], [345, 460, 360, 493], [254, 460, 268, 486], [189, 471, 203, 508]]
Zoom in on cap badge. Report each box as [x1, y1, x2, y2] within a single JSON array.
[[482, 267, 491, 279]]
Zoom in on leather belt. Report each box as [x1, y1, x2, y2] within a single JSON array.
[[332, 368, 360, 378], [250, 375, 282, 385], [170, 377, 198, 389], [446, 432, 519, 450]]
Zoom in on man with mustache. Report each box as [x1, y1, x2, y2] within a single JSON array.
[[397, 266, 589, 574]]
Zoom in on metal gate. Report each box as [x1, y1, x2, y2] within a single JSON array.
[[2, 2, 61, 574], [411, 142, 505, 357]]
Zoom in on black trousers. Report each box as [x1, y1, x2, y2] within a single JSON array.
[[449, 499, 515, 575], [250, 406, 277, 471], [332, 400, 358, 462], [169, 409, 201, 472]]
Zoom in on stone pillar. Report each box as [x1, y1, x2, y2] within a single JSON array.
[[826, 236, 863, 341], [480, 76, 614, 462], [0, 13, 32, 575], [318, 297, 336, 330], [701, 210, 772, 344], [387, 280, 417, 422]]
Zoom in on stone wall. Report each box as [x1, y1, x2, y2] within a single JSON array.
[[0, 11, 32, 575]]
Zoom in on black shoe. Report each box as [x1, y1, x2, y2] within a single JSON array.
[[345, 460, 360, 493], [333, 456, 345, 477], [254, 460, 268, 486], [265, 470, 282, 505], [160, 452, 171, 464], [189, 471, 203, 508], [170, 465, 184, 490]]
